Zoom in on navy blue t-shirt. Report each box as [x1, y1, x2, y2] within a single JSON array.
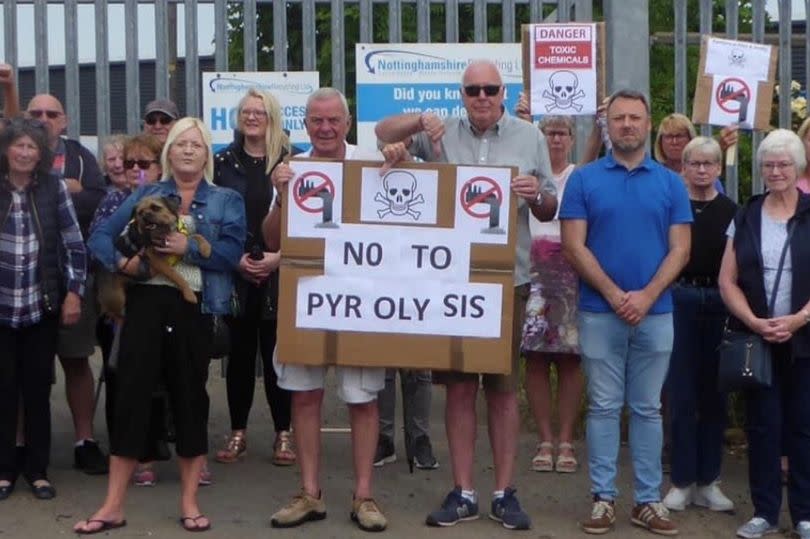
[[559, 153, 693, 314]]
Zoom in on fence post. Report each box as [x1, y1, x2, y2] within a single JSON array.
[[64, 0, 81, 138], [604, 0, 649, 103]]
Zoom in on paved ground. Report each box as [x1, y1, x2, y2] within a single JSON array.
[[0, 355, 798, 539]]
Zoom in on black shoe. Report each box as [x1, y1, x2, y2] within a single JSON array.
[[0, 481, 14, 501], [373, 436, 396, 467], [74, 440, 109, 475], [412, 435, 439, 470], [26, 478, 55, 500]]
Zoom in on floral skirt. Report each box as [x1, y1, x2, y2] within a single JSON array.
[[521, 238, 580, 355]]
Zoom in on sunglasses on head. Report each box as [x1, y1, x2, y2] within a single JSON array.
[[144, 115, 173, 126], [463, 85, 502, 97], [28, 109, 62, 119], [124, 159, 158, 170]]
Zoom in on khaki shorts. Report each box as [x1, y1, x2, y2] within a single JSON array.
[[433, 284, 529, 393], [57, 273, 99, 359]]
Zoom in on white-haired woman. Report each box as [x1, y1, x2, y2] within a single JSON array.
[[662, 137, 737, 513], [76, 118, 246, 534], [213, 88, 291, 466], [718, 129, 810, 539]]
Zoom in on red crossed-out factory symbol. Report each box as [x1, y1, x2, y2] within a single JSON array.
[[715, 77, 751, 114], [459, 176, 503, 218], [292, 171, 335, 214]]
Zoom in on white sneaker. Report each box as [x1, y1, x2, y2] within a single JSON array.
[[795, 521, 810, 539], [736, 517, 779, 538], [662, 484, 694, 511], [694, 481, 734, 512]]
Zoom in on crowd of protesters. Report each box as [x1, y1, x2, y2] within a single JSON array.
[[1, 57, 810, 539]]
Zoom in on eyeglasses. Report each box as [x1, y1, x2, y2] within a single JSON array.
[[240, 108, 268, 118], [174, 140, 206, 152], [463, 85, 502, 97], [123, 159, 158, 169], [685, 160, 719, 170], [662, 133, 689, 142], [144, 115, 173, 126], [28, 109, 62, 119], [544, 130, 571, 139], [761, 161, 794, 172]]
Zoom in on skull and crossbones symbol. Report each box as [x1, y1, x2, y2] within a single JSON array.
[[729, 49, 746, 68], [375, 170, 424, 220], [543, 70, 586, 112]]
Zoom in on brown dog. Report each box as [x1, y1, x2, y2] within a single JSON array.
[[97, 195, 212, 318]]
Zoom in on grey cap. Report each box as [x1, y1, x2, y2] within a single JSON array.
[[143, 99, 180, 120]]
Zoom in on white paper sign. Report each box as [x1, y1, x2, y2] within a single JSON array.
[[708, 74, 758, 128], [529, 23, 598, 116], [704, 37, 771, 80], [359, 167, 439, 224], [323, 224, 470, 282], [454, 165, 512, 245], [296, 276, 503, 338], [286, 161, 344, 238]]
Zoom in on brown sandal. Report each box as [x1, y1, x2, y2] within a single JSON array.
[[272, 430, 296, 466], [215, 431, 247, 463]]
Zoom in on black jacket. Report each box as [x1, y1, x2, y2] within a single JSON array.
[[730, 190, 810, 358], [63, 138, 106, 240], [213, 136, 288, 319]]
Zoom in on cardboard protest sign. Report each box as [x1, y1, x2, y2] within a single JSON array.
[[521, 23, 606, 116], [692, 36, 777, 131], [277, 159, 519, 373]]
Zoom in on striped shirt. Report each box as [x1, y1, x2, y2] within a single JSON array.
[[0, 179, 87, 328]]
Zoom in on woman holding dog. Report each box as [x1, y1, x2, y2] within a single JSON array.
[[0, 118, 87, 502], [77, 118, 245, 534], [213, 88, 291, 466]]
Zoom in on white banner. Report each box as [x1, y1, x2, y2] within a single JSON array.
[[323, 225, 471, 282], [201, 71, 319, 152], [296, 276, 503, 337]]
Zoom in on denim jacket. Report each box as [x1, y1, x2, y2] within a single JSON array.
[[87, 178, 246, 315]]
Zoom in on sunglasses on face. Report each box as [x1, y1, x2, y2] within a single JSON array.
[[463, 85, 502, 97], [28, 109, 62, 119], [124, 159, 158, 170], [144, 115, 173, 126]]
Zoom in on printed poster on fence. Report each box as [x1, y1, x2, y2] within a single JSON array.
[[526, 23, 599, 116], [355, 43, 523, 149], [202, 71, 319, 152]]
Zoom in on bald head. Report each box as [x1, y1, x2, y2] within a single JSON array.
[[460, 60, 505, 133], [26, 94, 67, 147], [461, 60, 503, 87]]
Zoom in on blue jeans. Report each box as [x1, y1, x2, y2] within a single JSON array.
[[579, 311, 673, 504], [665, 284, 727, 487]]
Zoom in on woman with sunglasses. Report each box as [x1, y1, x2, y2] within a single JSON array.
[[212, 88, 293, 466]]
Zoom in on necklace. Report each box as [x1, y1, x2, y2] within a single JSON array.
[[692, 196, 717, 215]]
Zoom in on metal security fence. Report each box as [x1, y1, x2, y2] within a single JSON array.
[[1, 0, 807, 198]]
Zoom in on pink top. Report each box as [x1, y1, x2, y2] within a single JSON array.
[[798, 177, 810, 194]]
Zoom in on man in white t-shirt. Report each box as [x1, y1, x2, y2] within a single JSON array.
[[263, 88, 393, 532]]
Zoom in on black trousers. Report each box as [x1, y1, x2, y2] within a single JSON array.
[[746, 345, 810, 526], [0, 316, 58, 482], [225, 291, 290, 432], [111, 285, 211, 459]]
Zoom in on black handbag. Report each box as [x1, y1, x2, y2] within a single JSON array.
[[717, 220, 795, 392]]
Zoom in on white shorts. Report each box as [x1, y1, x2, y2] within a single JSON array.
[[273, 347, 385, 404]]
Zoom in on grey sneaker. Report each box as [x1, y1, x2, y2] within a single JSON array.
[[412, 436, 438, 470], [736, 517, 779, 538], [373, 436, 396, 467]]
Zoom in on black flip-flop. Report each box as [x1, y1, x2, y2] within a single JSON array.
[[75, 518, 127, 535], [180, 515, 211, 533]]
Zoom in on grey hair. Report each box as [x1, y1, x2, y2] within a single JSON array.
[[757, 128, 807, 175], [682, 136, 721, 163], [538, 115, 575, 136], [306, 87, 350, 118]]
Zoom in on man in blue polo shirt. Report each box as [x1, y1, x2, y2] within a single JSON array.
[[560, 90, 692, 536]]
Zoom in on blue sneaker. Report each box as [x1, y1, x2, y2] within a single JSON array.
[[426, 487, 479, 526], [490, 487, 531, 530]]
